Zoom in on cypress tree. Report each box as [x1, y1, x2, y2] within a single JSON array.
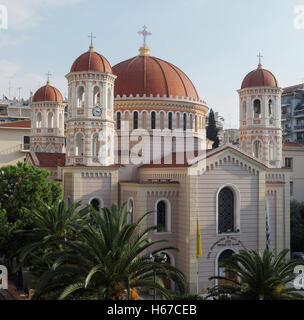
[[206, 109, 219, 149]]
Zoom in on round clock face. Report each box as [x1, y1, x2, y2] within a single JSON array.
[[92, 106, 102, 116]]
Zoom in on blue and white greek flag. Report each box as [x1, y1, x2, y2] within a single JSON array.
[[266, 200, 271, 251]]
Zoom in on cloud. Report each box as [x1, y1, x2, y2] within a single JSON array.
[[1, 0, 84, 30], [0, 33, 29, 48]]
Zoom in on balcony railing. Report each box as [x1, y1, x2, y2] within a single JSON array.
[[294, 125, 304, 131], [294, 110, 304, 117]]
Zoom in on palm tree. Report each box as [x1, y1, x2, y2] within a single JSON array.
[[17, 200, 90, 278], [33, 203, 186, 300], [207, 249, 304, 300]]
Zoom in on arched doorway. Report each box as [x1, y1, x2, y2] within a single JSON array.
[[89, 197, 103, 212], [217, 249, 237, 286]]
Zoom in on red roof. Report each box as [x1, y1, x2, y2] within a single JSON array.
[[283, 84, 304, 94], [113, 54, 199, 100], [33, 82, 63, 103], [0, 120, 31, 128], [241, 65, 278, 89], [70, 46, 112, 73], [35, 152, 65, 167]]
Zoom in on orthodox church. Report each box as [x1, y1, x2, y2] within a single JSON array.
[[26, 30, 290, 293]]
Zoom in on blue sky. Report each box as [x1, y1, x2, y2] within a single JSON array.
[[0, 0, 304, 128]]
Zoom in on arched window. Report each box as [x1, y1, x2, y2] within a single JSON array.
[[242, 101, 247, 120], [59, 113, 63, 129], [176, 113, 180, 129], [190, 114, 193, 129], [107, 135, 111, 157], [253, 99, 261, 119], [195, 115, 198, 132], [151, 111, 156, 129], [108, 87, 112, 108], [142, 111, 147, 128], [92, 133, 99, 157], [127, 198, 134, 223], [75, 132, 84, 156], [48, 112, 54, 128], [183, 113, 187, 131], [90, 197, 103, 211], [156, 199, 171, 233], [218, 187, 235, 234], [77, 86, 85, 108], [268, 100, 273, 116], [253, 140, 262, 159], [93, 86, 101, 106], [168, 112, 173, 130], [117, 112, 121, 130], [160, 111, 164, 129], [157, 201, 166, 232], [269, 140, 275, 161], [217, 249, 237, 286], [133, 111, 138, 129], [36, 112, 42, 128]]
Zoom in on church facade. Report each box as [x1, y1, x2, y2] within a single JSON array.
[[26, 35, 291, 293]]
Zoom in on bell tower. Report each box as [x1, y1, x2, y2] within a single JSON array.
[[238, 54, 283, 168], [65, 40, 116, 166], [30, 78, 65, 153]]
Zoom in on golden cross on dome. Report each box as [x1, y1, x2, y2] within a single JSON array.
[[88, 32, 96, 47], [257, 52, 263, 67], [138, 25, 152, 47], [46, 71, 52, 84]]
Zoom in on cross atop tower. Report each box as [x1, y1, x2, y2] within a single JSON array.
[[138, 25, 152, 47], [88, 32, 96, 47], [257, 52, 263, 68], [46, 71, 52, 84]]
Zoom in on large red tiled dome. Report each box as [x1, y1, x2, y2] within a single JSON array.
[[241, 65, 278, 89], [32, 82, 63, 103], [112, 52, 199, 100], [70, 46, 112, 73]]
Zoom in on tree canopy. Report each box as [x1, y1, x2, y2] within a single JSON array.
[[0, 162, 62, 223]]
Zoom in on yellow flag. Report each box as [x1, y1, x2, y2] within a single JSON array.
[[196, 219, 202, 259]]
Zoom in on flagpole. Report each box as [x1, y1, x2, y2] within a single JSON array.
[[197, 259, 199, 295]]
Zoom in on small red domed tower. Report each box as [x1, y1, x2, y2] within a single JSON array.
[[30, 77, 65, 153], [238, 54, 283, 168]]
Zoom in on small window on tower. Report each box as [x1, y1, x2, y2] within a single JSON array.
[[168, 112, 172, 130], [242, 101, 247, 120], [183, 113, 187, 131], [268, 100, 273, 116], [253, 99, 261, 119], [77, 86, 85, 108], [151, 111, 156, 129], [133, 111, 138, 129], [117, 112, 121, 130]]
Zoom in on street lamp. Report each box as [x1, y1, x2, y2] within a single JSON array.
[[146, 253, 167, 300]]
